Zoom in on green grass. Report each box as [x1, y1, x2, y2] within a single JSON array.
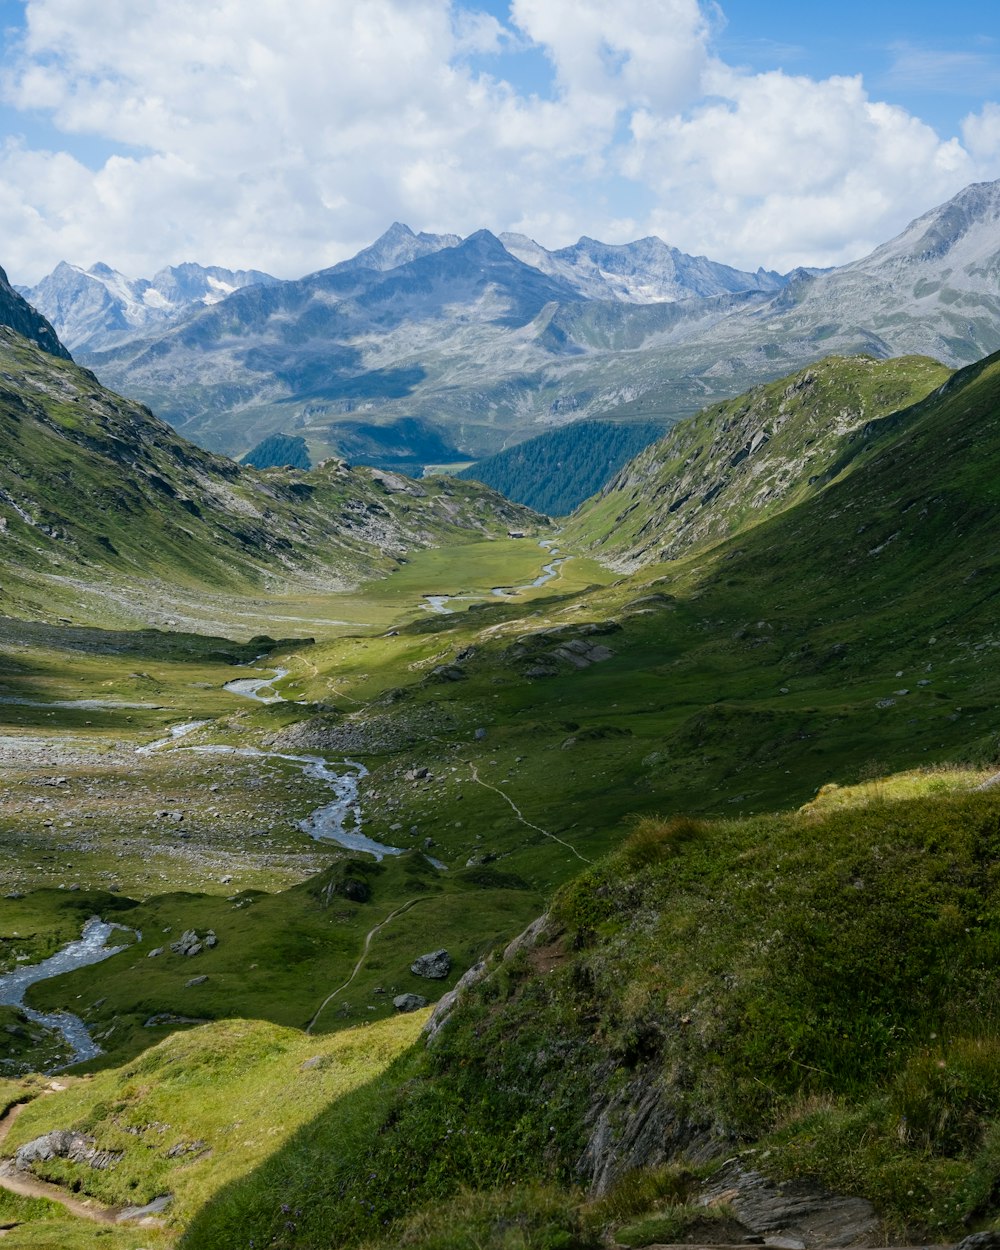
[[0, 1012, 425, 1245], [4, 348, 1000, 1247]]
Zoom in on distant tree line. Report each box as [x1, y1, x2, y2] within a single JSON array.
[[240, 433, 312, 471], [457, 419, 666, 515]]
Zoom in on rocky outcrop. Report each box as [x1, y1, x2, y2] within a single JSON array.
[[424, 914, 554, 1045], [15, 1130, 121, 1172], [169, 929, 217, 957], [699, 1161, 879, 1248]]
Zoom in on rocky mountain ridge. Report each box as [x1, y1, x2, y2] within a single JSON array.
[[17, 260, 278, 352], [499, 230, 791, 303], [565, 353, 952, 567], [60, 179, 1000, 474]]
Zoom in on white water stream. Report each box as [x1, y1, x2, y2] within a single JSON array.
[[0, 918, 136, 1069]]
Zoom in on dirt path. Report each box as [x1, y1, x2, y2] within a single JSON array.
[[0, 1102, 117, 1224], [0, 1099, 166, 1227], [306, 897, 427, 1032], [469, 764, 590, 864]]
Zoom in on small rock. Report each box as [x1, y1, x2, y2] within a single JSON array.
[[147, 947, 164, 958], [185, 975, 208, 987], [474, 727, 487, 740]]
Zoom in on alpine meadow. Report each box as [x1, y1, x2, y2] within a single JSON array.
[[2, 5, 1000, 1249]]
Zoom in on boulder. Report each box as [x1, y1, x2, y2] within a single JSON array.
[[410, 949, 452, 979], [393, 993, 429, 1012]]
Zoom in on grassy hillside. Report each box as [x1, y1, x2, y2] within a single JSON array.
[[3, 348, 1000, 1247], [0, 327, 542, 626], [565, 353, 950, 567]]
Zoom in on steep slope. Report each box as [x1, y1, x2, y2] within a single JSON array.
[[0, 267, 70, 360], [19, 259, 278, 353], [500, 230, 788, 302], [457, 418, 666, 515], [566, 353, 951, 567], [0, 326, 541, 624]]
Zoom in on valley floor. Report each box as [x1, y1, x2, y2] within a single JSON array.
[[1, 526, 999, 1249]]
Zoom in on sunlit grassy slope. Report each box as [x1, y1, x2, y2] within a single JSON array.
[[8, 769, 1000, 1249]]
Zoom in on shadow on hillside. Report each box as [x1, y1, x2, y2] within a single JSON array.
[[178, 1042, 423, 1250]]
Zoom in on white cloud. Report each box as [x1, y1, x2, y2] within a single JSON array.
[[510, 0, 711, 114], [963, 102, 1000, 163], [624, 66, 977, 269], [0, 0, 997, 283]]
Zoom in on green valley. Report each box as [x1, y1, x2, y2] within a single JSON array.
[[2, 314, 1000, 1249]]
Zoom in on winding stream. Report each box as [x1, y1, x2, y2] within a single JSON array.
[[0, 919, 135, 1069], [222, 667, 290, 703], [181, 744, 405, 860], [423, 538, 572, 614]]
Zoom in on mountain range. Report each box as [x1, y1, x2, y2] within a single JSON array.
[[32, 178, 991, 474], [17, 261, 278, 353], [19, 222, 809, 466]]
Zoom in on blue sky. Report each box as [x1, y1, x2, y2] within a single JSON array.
[[0, 0, 997, 283]]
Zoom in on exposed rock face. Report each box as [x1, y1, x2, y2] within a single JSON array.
[[576, 1072, 715, 1195], [410, 949, 452, 980], [700, 1162, 879, 1248], [15, 1130, 121, 1171]]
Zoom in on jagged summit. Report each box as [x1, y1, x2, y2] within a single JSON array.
[[0, 265, 71, 360], [500, 229, 787, 303], [18, 260, 278, 352], [324, 222, 462, 277]]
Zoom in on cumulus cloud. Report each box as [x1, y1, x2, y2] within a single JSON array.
[[625, 66, 976, 268], [963, 102, 1000, 163], [0, 0, 997, 283]]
